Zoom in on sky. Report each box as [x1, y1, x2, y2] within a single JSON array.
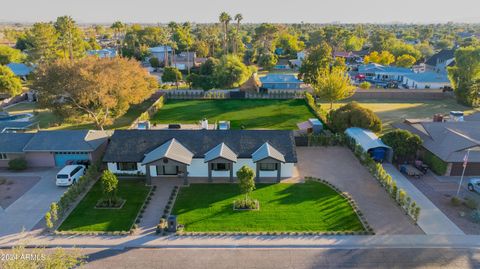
[[1, 0, 480, 24]]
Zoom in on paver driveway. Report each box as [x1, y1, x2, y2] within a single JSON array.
[[296, 146, 422, 234], [0, 168, 65, 237]]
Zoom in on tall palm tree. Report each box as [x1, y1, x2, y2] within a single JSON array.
[[219, 12, 232, 54], [111, 21, 126, 57], [234, 13, 243, 54]]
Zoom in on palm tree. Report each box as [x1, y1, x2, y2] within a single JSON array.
[[111, 21, 126, 57], [219, 12, 232, 54], [234, 13, 243, 54]]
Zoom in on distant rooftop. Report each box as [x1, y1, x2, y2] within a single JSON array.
[[259, 74, 303, 84]]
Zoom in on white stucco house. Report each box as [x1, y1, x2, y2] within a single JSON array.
[[103, 130, 298, 184]]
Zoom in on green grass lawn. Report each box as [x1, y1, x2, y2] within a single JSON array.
[[150, 99, 316, 130], [5, 97, 156, 130], [319, 98, 479, 133], [172, 181, 364, 232], [58, 179, 150, 232]]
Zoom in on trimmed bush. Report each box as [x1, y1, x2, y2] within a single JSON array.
[[329, 102, 382, 133], [8, 158, 27, 171], [451, 196, 462, 206], [423, 150, 448, 175]]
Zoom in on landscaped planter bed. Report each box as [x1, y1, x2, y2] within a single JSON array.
[[171, 181, 366, 233]]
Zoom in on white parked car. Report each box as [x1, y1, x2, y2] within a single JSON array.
[[467, 178, 480, 193], [56, 165, 86, 186]]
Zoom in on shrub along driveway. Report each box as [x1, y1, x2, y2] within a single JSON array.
[[296, 146, 423, 235], [172, 181, 365, 232]]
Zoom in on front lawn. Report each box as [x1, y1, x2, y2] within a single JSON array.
[[172, 181, 364, 232], [150, 99, 316, 130], [58, 179, 150, 232]]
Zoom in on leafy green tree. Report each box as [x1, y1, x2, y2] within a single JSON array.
[[396, 54, 416, 68], [345, 35, 365, 51], [275, 32, 304, 58], [33, 57, 158, 129], [299, 42, 333, 84], [193, 40, 209, 58], [364, 51, 395, 65], [54, 16, 86, 61], [237, 165, 255, 201], [162, 66, 182, 89], [330, 102, 382, 133], [213, 54, 249, 88], [436, 39, 454, 50], [359, 81, 371, 89], [25, 22, 58, 63], [381, 129, 422, 162], [389, 40, 421, 60], [416, 42, 434, 59], [149, 57, 161, 69], [100, 170, 119, 205], [0, 65, 23, 96], [257, 52, 277, 70], [369, 30, 395, 52], [0, 45, 25, 65], [312, 67, 356, 109], [448, 46, 480, 107]]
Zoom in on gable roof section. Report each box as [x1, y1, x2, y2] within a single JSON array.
[[142, 138, 194, 165], [403, 72, 450, 83], [0, 133, 34, 153], [23, 130, 109, 152], [103, 130, 297, 163], [204, 143, 237, 163], [251, 142, 286, 163], [394, 121, 480, 163], [358, 63, 413, 75], [425, 49, 455, 66]]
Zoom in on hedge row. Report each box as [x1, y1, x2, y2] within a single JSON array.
[[423, 150, 448, 175]]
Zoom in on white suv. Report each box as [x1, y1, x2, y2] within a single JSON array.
[[467, 178, 480, 193], [56, 165, 86, 186]]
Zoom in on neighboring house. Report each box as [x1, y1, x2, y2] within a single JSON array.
[[259, 74, 304, 90], [87, 48, 117, 58], [0, 130, 109, 168], [172, 52, 200, 71], [333, 51, 362, 64], [6, 63, 33, 80], [402, 72, 451, 89], [425, 49, 455, 74], [357, 63, 414, 82], [149, 46, 173, 63], [289, 51, 306, 68], [103, 130, 297, 184], [344, 127, 393, 163], [394, 118, 480, 176]]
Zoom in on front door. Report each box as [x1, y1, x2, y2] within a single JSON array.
[[163, 165, 179, 175]]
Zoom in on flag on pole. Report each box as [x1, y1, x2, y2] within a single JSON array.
[[463, 150, 470, 168]]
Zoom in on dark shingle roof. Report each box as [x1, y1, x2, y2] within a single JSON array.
[[23, 130, 109, 152], [0, 133, 34, 153], [425, 49, 455, 66], [103, 130, 297, 163]]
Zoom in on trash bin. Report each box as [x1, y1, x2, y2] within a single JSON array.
[[168, 215, 177, 232]]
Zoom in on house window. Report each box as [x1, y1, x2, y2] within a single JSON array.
[[117, 162, 137, 171], [259, 163, 277, 171], [211, 163, 229, 171], [0, 153, 7, 160]]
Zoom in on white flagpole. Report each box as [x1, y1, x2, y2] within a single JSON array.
[[456, 149, 470, 197]]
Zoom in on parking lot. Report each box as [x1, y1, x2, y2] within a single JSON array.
[[296, 146, 422, 234], [0, 168, 65, 237]]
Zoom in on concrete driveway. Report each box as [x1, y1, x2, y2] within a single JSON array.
[[0, 168, 65, 237], [296, 147, 422, 235]]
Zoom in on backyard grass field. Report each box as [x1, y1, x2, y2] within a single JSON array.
[[150, 99, 316, 130], [172, 181, 365, 232], [58, 179, 150, 232]]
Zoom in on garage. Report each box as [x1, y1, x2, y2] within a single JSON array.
[[450, 162, 480, 176], [54, 152, 90, 167]]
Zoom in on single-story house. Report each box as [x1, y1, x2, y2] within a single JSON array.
[[345, 127, 393, 163], [394, 118, 480, 176], [0, 130, 109, 168], [259, 74, 304, 90], [87, 48, 117, 58], [357, 63, 413, 82], [402, 72, 451, 89], [103, 130, 298, 184], [6, 63, 33, 79]]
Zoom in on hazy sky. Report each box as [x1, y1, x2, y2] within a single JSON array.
[[1, 0, 479, 24]]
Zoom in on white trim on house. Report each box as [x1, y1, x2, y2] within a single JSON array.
[[107, 158, 295, 178]]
